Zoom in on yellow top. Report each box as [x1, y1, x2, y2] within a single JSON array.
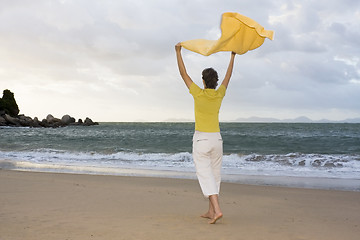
[[189, 83, 226, 132], [181, 12, 274, 56]]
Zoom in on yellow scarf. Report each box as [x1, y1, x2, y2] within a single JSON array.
[[181, 12, 274, 56]]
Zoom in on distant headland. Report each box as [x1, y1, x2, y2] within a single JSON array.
[[231, 116, 360, 123], [0, 89, 98, 128]]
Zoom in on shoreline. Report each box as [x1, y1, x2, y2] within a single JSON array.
[[1, 159, 360, 192], [1, 169, 360, 240]]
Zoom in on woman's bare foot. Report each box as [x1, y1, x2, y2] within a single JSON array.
[[208, 212, 223, 224], [208, 194, 222, 224], [201, 212, 214, 219], [201, 200, 215, 219]]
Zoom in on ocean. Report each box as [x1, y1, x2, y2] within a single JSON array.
[[1, 122, 360, 191]]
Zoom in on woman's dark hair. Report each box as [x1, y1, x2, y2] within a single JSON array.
[[202, 68, 219, 89]]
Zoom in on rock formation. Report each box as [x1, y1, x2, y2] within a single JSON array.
[[0, 89, 99, 128], [0, 89, 19, 117]]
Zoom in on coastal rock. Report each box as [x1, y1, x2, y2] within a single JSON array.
[[46, 114, 54, 122], [40, 119, 49, 128], [45, 114, 62, 127], [0, 116, 6, 126], [84, 117, 93, 126], [84, 117, 99, 126], [46, 114, 57, 123], [0, 89, 19, 117], [61, 114, 75, 125], [18, 114, 33, 127], [4, 114, 20, 126], [32, 117, 41, 127]]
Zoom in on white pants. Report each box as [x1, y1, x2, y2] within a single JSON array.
[[192, 131, 223, 198]]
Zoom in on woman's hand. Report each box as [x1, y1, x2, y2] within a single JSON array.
[[175, 42, 182, 52]]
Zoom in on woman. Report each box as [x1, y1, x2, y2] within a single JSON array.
[[175, 42, 236, 224]]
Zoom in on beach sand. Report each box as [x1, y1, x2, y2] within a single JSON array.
[[1, 170, 359, 240]]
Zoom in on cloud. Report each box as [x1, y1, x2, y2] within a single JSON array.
[[0, 0, 359, 121]]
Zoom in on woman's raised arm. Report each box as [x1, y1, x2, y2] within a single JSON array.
[[221, 52, 236, 88], [175, 43, 193, 89]]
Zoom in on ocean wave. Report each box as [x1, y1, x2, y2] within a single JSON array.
[[223, 152, 360, 168], [222, 153, 360, 179], [1, 149, 359, 179], [0, 149, 193, 168]]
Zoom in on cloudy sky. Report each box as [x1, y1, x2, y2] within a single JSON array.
[[1, 0, 359, 122]]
